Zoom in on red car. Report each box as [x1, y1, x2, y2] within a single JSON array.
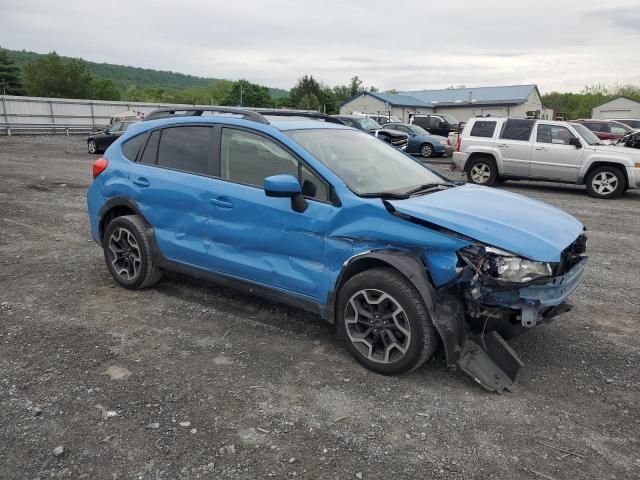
[[573, 119, 633, 141]]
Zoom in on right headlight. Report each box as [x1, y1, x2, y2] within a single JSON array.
[[459, 246, 553, 284]]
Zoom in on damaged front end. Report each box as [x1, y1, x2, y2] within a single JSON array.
[[432, 233, 588, 393]]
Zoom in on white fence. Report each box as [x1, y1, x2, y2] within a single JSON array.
[[0, 95, 209, 134]]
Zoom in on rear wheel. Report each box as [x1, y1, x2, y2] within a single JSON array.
[[585, 166, 626, 199], [420, 143, 434, 158], [336, 268, 437, 375], [466, 157, 498, 186], [103, 215, 163, 289]]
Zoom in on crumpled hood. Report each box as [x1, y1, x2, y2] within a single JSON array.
[[388, 184, 583, 262]]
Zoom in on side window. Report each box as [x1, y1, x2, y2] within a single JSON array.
[[122, 132, 148, 161], [430, 117, 441, 128], [536, 125, 575, 145], [500, 119, 535, 141], [300, 164, 329, 202], [610, 125, 627, 135], [106, 122, 122, 134], [221, 129, 298, 187], [139, 130, 161, 165], [469, 121, 497, 138], [157, 126, 212, 175]]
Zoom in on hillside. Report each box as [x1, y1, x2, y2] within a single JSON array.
[[6, 49, 289, 98]]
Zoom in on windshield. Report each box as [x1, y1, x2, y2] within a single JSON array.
[[287, 129, 446, 196], [408, 125, 431, 135], [354, 117, 382, 130], [440, 114, 459, 125], [571, 123, 601, 145]]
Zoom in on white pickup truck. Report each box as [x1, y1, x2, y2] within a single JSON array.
[[452, 117, 640, 199]]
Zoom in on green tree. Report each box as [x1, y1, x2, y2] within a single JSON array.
[[222, 79, 272, 107], [23, 52, 94, 98], [348, 75, 365, 97], [289, 75, 322, 109], [0, 48, 24, 95], [91, 78, 120, 100]]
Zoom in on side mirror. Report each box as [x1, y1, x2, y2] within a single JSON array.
[[569, 137, 582, 149], [264, 174, 307, 213]]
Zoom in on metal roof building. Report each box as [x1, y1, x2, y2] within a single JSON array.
[[340, 84, 552, 123], [591, 96, 640, 120]]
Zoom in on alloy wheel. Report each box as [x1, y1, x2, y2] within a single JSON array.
[[591, 171, 619, 195], [470, 163, 491, 184], [107, 227, 142, 280], [421, 144, 433, 157], [344, 289, 411, 364], [88, 140, 97, 154]]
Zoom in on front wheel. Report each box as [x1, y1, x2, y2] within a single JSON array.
[[336, 267, 437, 375], [585, 166, 626, 199], [88, 139, 98, 154], [420, 143, 434, 158]]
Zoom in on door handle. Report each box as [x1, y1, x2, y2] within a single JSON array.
[[535, 146, 548, 151], [497, 143, 509, 148], [209, 197, 233, 209], [133, 177, 150, 187]]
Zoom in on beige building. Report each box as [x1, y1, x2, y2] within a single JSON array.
[[591, 96, 640, 119], [339, 84, 552, 123]]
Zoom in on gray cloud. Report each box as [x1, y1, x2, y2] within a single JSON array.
[[0, 0, 639, 92]]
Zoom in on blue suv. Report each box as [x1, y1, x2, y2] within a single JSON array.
[[87, 108, 588, 392]]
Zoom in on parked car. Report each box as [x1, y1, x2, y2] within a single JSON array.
[[453, 117, 640, 199], [87, 107, 589, 392], [88, 121, 141, 154], [613, 129, 640, 150], [363, 113, 402, 125], [383, 123, 452, 157], [412, 114, 460, 137], [331, 115, 408, 150], [611, 119, 640, 129], [572, 119, 633, 141], [108, 110, 144, 126]]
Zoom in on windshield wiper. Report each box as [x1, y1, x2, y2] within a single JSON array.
[[403, 182, 454, 195], [360, 191, 410, 199]]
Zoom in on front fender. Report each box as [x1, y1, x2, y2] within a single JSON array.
[[322, 249, 466, 368]]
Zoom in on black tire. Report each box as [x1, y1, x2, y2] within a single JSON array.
[[88, 139, 99, 154], [466, 157, 498, 186], [585, 165, 626, 199], [336, 267, 438, 375], [420, 143, 434, 158], [103, 215, 163, 289]]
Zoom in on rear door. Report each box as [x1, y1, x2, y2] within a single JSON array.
[[128, 125, 218, 268], [530, 123, 584, 181], [496, 119, 535, 177]]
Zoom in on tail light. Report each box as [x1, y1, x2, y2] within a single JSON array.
[[92, 157, 109, 179], [456, 136, 462, 152]]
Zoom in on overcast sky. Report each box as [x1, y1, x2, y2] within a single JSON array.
[[1, 0, 639, 93]]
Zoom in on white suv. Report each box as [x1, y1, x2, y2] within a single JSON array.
[[453, 117, 640, 199]]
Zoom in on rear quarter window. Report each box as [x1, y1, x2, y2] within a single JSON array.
[[500, 119, 535, 141], [122, 133, 148, 161], [469, 121, 496, 138]]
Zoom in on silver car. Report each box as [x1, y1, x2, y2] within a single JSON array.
[[453, 117, 640, 199]]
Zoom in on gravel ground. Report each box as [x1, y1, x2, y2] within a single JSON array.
[[0, 135, 639, 480]]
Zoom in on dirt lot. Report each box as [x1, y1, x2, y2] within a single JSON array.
[[0, 135, 639, 480]]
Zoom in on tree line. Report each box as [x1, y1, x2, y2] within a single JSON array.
[[1, 47, 638, 117]]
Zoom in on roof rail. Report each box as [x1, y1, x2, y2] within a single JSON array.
[[144, 107, 270, 124], [257, 110, 345, 125]]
